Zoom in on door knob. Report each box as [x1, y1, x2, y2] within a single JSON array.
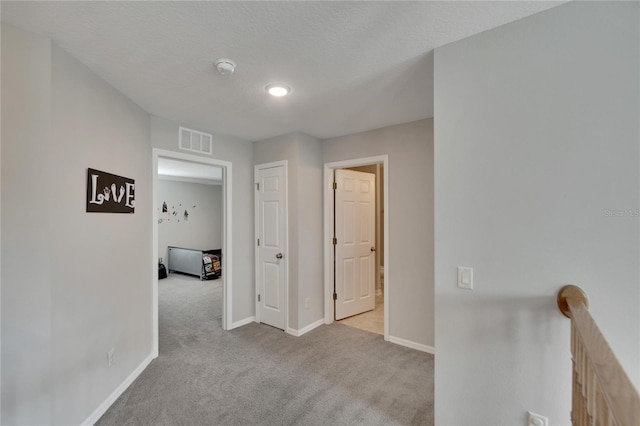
[[276, 253, 283, 259], [370, 247, 376, 252]]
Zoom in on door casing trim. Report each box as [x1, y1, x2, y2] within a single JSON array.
[[152, 148, 233, 359], [254, 160, 289, 332], [323, 155, 389, 341]]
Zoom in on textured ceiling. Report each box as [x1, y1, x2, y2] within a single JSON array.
[[2, 1, 563, 141]]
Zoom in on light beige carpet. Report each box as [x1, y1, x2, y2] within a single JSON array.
[[97, 274, 434, 425]]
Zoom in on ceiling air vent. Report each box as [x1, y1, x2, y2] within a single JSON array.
[[179, 126, 213, 155]]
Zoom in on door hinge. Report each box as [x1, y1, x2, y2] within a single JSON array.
[[257, 238, 260, 246], [258, 294, 261, 302], [256, 182, 260, 190], [332, 293, 337, 301], [332, 182, 337, 190], [332, 237, 337, 245]]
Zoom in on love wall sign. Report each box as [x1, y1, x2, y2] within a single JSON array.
[[86, 168, 135, 213]]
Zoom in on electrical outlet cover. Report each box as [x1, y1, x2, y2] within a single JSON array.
[[527, 411, 548, 426]]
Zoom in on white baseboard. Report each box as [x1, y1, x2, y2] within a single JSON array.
[[82, 352, 155, 425], [388, 335, 435, 354], [229, 316, 255, 330], [287, 319, 325, 337]]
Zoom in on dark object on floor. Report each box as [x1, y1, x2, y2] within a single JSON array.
[[202, 249, 222, 280], [158, 262, 167, 280]]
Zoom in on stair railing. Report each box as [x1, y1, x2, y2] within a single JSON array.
[[557, 285, 640, 425]]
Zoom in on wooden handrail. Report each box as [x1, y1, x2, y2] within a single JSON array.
[[557, 285, 640, 425]]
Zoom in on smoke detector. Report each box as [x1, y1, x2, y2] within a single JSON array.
[[215, 58, 236, 75]]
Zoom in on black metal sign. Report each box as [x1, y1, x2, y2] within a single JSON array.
[[86, 168, 135, 213]]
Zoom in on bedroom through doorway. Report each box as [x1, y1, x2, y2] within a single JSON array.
[[152, 149, 233, 358]]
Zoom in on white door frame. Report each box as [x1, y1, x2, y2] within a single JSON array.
[[152, 148, 233, 358], [324, 155, 389, 340], [254, 160, 289, 331]]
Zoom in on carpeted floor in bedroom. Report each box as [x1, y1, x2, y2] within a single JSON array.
[[96, 273, 434, 425]]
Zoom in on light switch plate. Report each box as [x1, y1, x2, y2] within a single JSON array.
[[457, 267, 473, 289]]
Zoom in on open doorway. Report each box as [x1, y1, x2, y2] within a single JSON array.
[[335, 164, 384, 335], [152, 148, 233, 358], [324, 155, 389, 340]]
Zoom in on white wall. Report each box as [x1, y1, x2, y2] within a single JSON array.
[[1, 23, 54, 426], [295, 133, 323, 330], [2, 24, 153, 425], [434, 2, 640, 424], [323, 118, 434, 348], [157, 179, 222, 263], [150, 116, 255, 324], [253, 132, 324, 331]]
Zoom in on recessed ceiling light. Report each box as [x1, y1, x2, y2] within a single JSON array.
[[266, 83, 291, 97]]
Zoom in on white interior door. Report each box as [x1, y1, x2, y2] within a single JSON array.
[[256, 163, 287, 330], [335, 169, 375, 320]]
